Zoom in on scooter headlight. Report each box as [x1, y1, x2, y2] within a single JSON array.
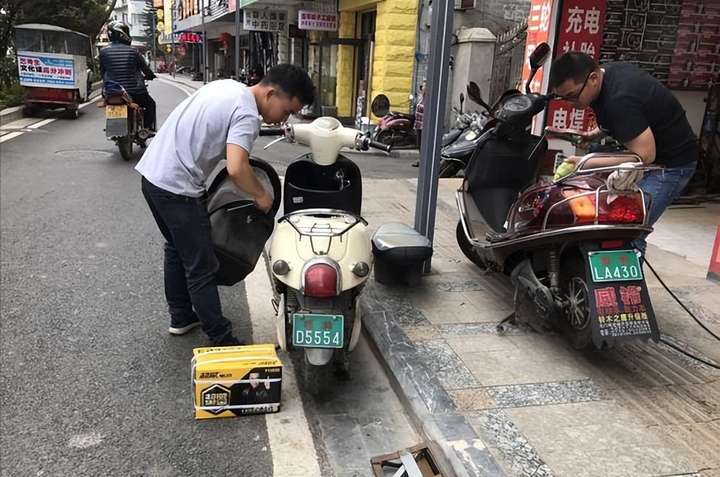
[[272, 260, 290, 275], [351, 262, 370, 277]]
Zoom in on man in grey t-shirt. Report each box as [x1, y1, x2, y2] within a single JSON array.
[[136, 64, 314, 346]]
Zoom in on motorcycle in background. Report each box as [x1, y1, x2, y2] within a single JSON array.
[[370, 94, 417, 148], [261, 118, 391, 392], [455, 43, 661, 350], [101, 80, 153, 161]]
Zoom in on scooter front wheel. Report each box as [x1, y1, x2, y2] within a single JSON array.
[[439, 159, 463, 178], [117, 136, 133, 161], [456, 221, 487, 269]]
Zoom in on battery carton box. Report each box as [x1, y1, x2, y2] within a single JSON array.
[[192, 344, 282, 419]]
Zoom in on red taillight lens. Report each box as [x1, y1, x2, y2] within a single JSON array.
[[598, 194, 644, 223], [304, 263, 338, 297], [550, 189, 644, 226]]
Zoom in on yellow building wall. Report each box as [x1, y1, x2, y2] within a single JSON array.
[[335, 0, 418, 118], [336, 11, 356, 117]]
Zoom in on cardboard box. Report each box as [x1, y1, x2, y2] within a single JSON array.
[[192, 344, 282, 419]]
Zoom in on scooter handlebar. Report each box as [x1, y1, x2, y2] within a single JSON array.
[[367, 139, 392, 153], [260, 127, 284, 136]]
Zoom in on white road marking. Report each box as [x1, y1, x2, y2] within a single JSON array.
[[0, 131, 24, 143], [155, 76, 194, 97], [242, 260, 322, 476]]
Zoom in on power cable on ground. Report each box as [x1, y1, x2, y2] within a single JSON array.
[[644, 258, 720, 370]]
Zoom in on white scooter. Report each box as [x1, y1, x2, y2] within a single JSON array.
[[262, 118, 390, 391]]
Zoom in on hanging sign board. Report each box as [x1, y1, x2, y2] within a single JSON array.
[[243, 8, 288, 33], [298, 10, 338, 31]]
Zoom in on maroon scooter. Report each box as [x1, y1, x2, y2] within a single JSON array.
[[370, 94, 417, 148], [455, 43, 661, 350]]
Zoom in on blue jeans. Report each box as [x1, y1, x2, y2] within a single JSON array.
[[634, 162, 697, 255], [141, 177, 232, 344]]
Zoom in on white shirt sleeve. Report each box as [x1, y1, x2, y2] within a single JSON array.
[[227, 108, 261, 154]]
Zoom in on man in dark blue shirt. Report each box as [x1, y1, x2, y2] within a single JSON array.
[[99, 22, 157, 130]]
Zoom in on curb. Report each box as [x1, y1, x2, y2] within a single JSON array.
[[361, 289, 507, 477]]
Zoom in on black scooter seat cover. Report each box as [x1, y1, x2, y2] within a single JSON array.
[[206, 158, 281, 286], [371, 222, 433, 262]]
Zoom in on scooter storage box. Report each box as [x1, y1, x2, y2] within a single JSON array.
[[372, 223, 433, 286], [283, 155, 362, 215], [192, 344, 282, 419], [207, 158, 281, 286]]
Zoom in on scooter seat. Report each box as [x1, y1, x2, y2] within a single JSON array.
[[372, 222, 433, 286]]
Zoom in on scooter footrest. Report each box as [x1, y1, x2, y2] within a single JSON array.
[[485, 230, 508, 243]]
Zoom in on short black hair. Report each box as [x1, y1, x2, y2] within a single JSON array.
[[549, 52, 599, 90], [261, 64, 315, 106]]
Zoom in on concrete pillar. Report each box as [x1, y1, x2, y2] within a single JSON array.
[[449, 28, 496, 114]]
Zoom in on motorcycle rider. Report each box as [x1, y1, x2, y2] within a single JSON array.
[[99, 21, 157, 131], [135, 64, 314, 346], [549, 52, 698, 254]]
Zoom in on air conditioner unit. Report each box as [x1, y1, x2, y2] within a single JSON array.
[[454, 0, 477, 10]]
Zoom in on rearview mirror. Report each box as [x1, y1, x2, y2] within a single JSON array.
[[529, 42, 551, 70], [370, 94, 390, 117], [466, 82, 493, 113]]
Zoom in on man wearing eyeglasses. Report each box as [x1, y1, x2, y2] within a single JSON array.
[[549, 52, 698, 254]]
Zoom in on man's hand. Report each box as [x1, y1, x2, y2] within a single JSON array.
[[254, 190, 273, 213]]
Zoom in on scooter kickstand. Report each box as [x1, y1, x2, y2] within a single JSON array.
[[496, 312, 516, 335]]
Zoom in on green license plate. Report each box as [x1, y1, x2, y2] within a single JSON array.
[[292, 313, 344, 348], [588, 250, 643, 283]]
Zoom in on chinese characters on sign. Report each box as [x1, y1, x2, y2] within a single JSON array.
[[298, 10, 338, 31], [522, 0, 554, 95], [600, 0, 682, 84], [593, 285, 652, 338], [546, 0, 606, 132], [668, 1, 720, 89], [243, 8, 288, 33], [18, 54, 75, 87]]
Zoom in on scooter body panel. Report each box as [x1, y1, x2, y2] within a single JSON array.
[[269, 216, 373, 293]]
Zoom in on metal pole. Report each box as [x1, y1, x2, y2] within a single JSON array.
[[413, 0, 454, 273], [234, 0, 240, 79], [152, 8, 157, 71], [201, 0, 208, 84]]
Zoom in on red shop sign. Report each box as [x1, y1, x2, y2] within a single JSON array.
[[545, 0, 607, 132]]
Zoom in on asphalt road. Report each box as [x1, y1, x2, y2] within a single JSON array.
[[0, 79, 417, 477]]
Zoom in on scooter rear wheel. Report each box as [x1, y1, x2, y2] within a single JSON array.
[[456, 221, 487, 269], [559, 252, 593, 350]]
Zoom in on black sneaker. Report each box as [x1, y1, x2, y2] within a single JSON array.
[[168, 317, 201, 336], [216, 335, 246, 347]]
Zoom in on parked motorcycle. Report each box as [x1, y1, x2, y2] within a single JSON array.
[[438, 88, 521, 178], [438, 109, 488, 178], [455, 43, 661, 350], [370, 94, 417, 148], [262, 118, 391, 391], [102, 80, 153, 161]]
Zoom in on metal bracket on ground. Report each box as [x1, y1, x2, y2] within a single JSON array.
[[371, 442, 443, 477]]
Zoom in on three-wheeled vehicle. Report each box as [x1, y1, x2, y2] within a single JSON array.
[[14, 23, 94, 119]]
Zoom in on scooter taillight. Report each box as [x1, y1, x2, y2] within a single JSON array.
[[547, 189, 644, 226], [304, 263, 338, 297]]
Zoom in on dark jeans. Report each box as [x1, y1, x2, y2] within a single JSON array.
[[141, 177, 231, 343], [133, 92, 156, 131], [633, 161, 697, 255]]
